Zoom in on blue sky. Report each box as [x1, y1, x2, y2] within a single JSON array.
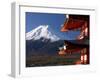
[[26, 12, 80, 40]]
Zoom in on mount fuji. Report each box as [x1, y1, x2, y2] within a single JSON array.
[[26, 25, 60, 42], [26, 25, 64, 56]]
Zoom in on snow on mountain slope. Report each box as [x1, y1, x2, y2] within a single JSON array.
[[26, 25, 60, 42]]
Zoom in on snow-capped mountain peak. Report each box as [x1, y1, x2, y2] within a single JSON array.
[[26, 25, 60, 42]]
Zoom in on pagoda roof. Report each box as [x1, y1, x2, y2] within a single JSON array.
[[61, 15, 89, 32]]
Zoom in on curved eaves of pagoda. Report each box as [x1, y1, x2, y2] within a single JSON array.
[[61, 15, 89, 32]]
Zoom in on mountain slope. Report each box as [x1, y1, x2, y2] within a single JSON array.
[[26, 40, 64, 56]]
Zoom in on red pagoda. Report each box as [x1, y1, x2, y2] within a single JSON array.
[[59, 14, 89, 64]]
